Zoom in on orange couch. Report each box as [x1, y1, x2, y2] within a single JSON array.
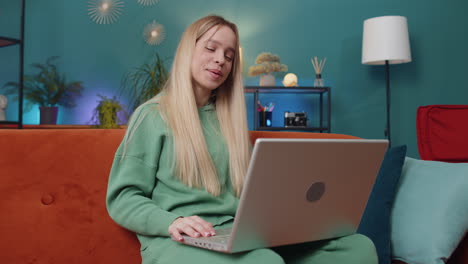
[[0, 129, 465, 263], [0, 129, 359, 263]]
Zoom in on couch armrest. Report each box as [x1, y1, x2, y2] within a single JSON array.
[[417, 105, 468, 162]]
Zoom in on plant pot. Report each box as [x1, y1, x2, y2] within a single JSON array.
[[259, 74, 276, 86], [39, 106, 58, 125]]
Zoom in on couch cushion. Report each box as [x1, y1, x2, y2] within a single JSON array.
[[358, 145, 407, 264], [391, 157, 468, 264], [0, 129, 141, 264]]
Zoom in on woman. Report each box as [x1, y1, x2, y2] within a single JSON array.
[[106, 15, 378, 264]]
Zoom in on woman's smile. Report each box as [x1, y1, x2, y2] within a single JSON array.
[[207, 69, 223, 80]]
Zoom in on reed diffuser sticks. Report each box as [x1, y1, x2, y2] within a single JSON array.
[[311, 56, 326, 87]]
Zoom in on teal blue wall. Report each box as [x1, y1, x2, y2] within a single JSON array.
[[1, 0, 468, 157]]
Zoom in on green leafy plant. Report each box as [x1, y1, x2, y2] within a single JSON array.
[[91, 95, 125, 129], [120, 53, 169, 112], [2, 56, 84, 111]]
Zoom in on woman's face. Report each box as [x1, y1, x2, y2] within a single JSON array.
[[191, 25, 237, 93]]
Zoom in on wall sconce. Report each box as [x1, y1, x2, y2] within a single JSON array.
[[137, 0, 160, 6], [143, 20, 165, 45], [88, 0, 124, 24]]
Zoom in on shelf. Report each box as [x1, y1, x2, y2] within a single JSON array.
[[0, 0, 25, 129], [245, 86, 332, 133], [0, 124, 128, 129], [256, 126, 329, 132], [0, 36, 21, 48], [0, 121, 21, 129], [0, 121, 20, 125], [245, 86, 330, 94]]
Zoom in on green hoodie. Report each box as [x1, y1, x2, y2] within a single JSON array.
[[106, 102, 239, 248]]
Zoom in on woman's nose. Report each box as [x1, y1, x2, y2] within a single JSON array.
[[214, 52, 225, 65]]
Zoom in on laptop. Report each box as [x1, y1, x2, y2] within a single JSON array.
[[174, 138, 388, 253]]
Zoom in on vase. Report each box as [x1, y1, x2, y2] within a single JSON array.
[[39, 106, 58, 125], [260, 74, 276, 86], [314, 74, 324, 87], [259, 111, 273, 127]]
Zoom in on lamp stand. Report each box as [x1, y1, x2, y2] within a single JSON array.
[[385, 60, 391, 147]]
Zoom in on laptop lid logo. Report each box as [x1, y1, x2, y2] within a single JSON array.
[[306, 182, 325, 202]]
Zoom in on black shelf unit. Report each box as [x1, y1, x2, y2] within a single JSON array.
[[245, 86, 331, 132], [0, 36, 21, 47], [0, 0, 25, 129]]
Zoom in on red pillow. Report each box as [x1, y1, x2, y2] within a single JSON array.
[[417, 105, 468, 162]]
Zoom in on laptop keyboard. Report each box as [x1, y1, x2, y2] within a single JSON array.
[[196, 228, 231, 244]]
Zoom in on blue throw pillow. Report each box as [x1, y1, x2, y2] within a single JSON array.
[[391, 157, 468, 264], [358, 145, 407, 264]]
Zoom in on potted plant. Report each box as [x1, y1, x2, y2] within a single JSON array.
[[248, 52, 288, 86], [91, 95, 125, 129], [2, 56, 84, 124], [120, 53, 169, 112]]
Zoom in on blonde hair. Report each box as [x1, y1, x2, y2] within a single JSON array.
[[128, 15, 250, 197]]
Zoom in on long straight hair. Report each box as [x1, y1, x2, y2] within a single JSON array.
[[139, 15, 250, 197]]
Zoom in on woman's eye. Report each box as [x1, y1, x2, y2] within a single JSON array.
[[205, 47, 215, 52], [225, 55, 233, 61]]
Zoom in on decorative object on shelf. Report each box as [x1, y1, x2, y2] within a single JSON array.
[[91, 95, 124, 128], [143, 20, 166, 46], [120, 53, 169, 112], [259, 111, 272, 127], [137, 0, 160, 6], [0, 95, 7, 121], [311, 56, 326, 87], [362, 15, 411, 146], [259, 74, 275, 86], [2, 56, 84, 125], [248, 52, 288, 86], [284, 111, 308, 128], [282, 73, 298, 87], [88, 0, 124, 25], [257, 101, 275, 127]]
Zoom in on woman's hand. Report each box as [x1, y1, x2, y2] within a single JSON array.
[[169, 216, 216, 242]]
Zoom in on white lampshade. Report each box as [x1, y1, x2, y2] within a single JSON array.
[[362, 16, 411, 65]]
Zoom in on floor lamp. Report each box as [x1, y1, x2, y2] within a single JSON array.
[[362, 16, 412, 146]]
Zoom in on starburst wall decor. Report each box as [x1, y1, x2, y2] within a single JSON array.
[[88, 0, 124, 24], [137, 0, 160, 6], [143, 21, 166, 45]]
